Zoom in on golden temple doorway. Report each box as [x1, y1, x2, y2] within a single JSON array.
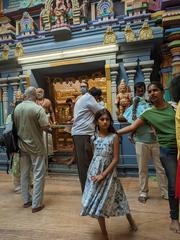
[[46, 70, 108, 155]]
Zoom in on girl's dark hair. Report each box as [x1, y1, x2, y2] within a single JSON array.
[[147, 81, 164, 92], [134, 82, 146, 93], [95, 108, 116, 133], [169, 76, 180, 103]]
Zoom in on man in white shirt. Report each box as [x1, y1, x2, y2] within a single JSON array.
[[71, 87, 104, 191]]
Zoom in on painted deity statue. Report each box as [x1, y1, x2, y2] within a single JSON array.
[[80, 0, 89, 22], [15, 90, 24, 102], [36, 88, 56, 124], [104, 26, 117, 44], [115, 80, 132, 121], [139, 21, 153, 40], [54, 0, 67, 26], [124, 24, 135, 42], [20, 12, 35, 35], [66, 0, 73, 24], [14, 42, 24, 58], [97, 0, 114, 18], [2, 44, 10, 60]]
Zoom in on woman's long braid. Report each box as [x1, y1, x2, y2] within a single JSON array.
[[132, 97, 140, 121]]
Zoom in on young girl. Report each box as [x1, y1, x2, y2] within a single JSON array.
[[80, 109, 137, 240]]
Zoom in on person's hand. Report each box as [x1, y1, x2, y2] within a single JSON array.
[[91, 173, 105, 183], [117, 130, 122, 136]]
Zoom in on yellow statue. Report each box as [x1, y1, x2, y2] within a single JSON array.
[[115, 80, 132, 121], [15, 90, 24, 101], [104, 26, 117, 44], [139, 21, 153, 40], [124, 24, 135, 42], [2, 44, 10, 60], [14, 42, 24, 58]]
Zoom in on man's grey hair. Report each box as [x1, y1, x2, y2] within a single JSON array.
[[24, 86, 37, 99]]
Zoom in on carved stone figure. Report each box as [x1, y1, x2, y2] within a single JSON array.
[[124, 24, 135, 42], [54, 0, 67, 26], [20, 12, 35, 35], [20, 0, 44, 9], [97, 0, 114, 18], [40, 7, 51, 31], [104, 26, 117, 44], [139, 21, 153, 40], [15, 90, 24, 102], [36, 88, 56, 124], [80, 0, 88, 22], [115, 80, 132, 121], [66, 0, 73, 24], [2, 44, 10, 60], [72, 0, 81, 25], [14, 42, 24, 58]]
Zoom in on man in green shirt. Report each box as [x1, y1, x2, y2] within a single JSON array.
[[118, 82, 179, 234], [123, 82, 167, 203], [14, 87, 49, 213]]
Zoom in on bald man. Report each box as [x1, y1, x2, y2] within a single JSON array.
[[36, 88, 56, 124]]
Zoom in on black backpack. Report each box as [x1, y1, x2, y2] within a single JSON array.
[[0, 114, 19, 173], [2, 119, 19, 158]]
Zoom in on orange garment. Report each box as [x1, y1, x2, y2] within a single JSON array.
[[175, 101, 180, 198]]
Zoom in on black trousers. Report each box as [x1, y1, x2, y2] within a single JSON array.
[[73, 135, 93, 192]]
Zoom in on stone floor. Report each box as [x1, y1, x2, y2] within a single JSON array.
[[0, 172, 179, 240]]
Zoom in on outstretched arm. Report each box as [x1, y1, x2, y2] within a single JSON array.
[[91, 134, 119, 183], [117, 118, 144, 136]]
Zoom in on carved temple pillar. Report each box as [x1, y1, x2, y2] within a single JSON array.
[[124, 62, 137, 96], [169, 47, 180, 78], [1, 84, 8, 123], [11, 83, 20, 101], [105, 63, 119, 120]]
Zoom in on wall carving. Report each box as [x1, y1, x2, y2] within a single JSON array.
[[48, 71, 107, 151]]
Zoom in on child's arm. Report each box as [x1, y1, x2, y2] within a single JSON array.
[[91, 134, 119, 183]]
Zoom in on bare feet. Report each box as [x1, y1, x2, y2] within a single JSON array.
[[170, 220, 180, 234], [138, 196, 148, 204], [126, 213, 138, 231]]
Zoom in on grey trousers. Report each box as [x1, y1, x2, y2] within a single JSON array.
[[73, 135, 93, 192], [20, 151, 46, 208]]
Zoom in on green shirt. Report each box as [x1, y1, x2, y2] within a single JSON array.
[[14, 100, 49, 155], [134, 123, 157, 143], [140, 104, 176, 148]]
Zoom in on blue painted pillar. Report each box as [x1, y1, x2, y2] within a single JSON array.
[[7, 84, 13, 115], [0, 88, 4, 126], [3, 0, 8, 9]]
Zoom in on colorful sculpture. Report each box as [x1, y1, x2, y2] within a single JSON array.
[[124, 24, 135, 42], [20, 12, 35, 36], [66, 0, 73, 24], [80, 0, 89, 23], [54, 0, 67, 27], [97, 0, 114, 18], [115, 80, 132, 121], [20, 0, 44, 9], [104, 26, 117, 44], [14, 42, 24, 58], [2, 44, 10, 60], [139, 20, 153, 40]]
